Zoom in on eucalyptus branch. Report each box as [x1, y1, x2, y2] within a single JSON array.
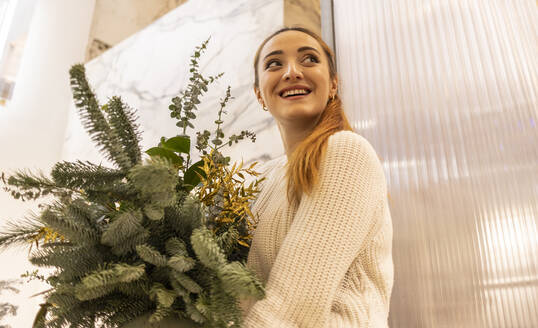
[[211, 86, 233, 148], [1, 171, 83, 202], [168, 36, 224, 137]]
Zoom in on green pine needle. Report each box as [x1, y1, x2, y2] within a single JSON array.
[[136, 244, 168, 267], [191, 227, 226, 271]]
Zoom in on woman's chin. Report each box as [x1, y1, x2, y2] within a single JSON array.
[[279, 109, 323, 126]]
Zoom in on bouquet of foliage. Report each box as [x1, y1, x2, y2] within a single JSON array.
[[0, 38, 266, 328]]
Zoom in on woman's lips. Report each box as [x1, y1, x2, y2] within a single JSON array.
[[280, 93, 310, 100]]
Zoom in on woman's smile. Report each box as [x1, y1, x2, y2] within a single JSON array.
[[282, 93, 310, 100], [280, 89, 312, 101]]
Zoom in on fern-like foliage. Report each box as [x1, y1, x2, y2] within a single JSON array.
[[0, 37, 266, 328], [70, 65, 136, 172], [51, 160, 124, 191]]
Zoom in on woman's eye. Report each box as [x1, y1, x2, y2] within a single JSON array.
[[265, 55, 318, 69], [305, 55, 319, 63], [266, 60, 280, 69]]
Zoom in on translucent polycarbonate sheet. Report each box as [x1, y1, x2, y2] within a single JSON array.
[[332, 1, 537, 327]]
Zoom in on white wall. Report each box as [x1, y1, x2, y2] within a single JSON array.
[[0, 0, 95, 326]]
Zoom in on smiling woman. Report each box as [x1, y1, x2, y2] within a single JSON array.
[[254, 29, 339, 163], [241, 26, 394, 328]]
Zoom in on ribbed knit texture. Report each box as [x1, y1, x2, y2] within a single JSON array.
[[241, 130, 393, 328]]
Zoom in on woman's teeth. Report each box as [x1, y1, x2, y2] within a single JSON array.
[[281, 89, 311, 98]]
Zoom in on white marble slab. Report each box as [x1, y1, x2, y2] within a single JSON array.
[[62, 0, 286, 170]]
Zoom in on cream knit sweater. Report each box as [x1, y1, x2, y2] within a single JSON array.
[[241, 130, 393, 328]]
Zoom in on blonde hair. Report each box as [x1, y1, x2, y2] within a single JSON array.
[[253, 26, 353, 207]]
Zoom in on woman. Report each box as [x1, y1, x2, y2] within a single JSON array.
[[241, 27, 394, 327]]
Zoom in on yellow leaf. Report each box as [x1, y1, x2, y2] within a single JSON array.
[[248, 161, 258, 170], [237, 239, 250, 247], [244, 206, 254, 219]]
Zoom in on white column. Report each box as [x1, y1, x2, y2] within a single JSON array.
[[0, 1, 95, 327], [0, 0, 95, 172]]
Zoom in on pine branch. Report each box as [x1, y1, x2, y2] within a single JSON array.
[[1, 170, 72, 202], [216, 226, 239, 256], [32, 302, 50, 328], [61, 199, 101, 239], [30, 244, 104, 280], [136, 244, 168, 267], [170, 270, 202, 294], [191, 227, 226, 271], [129, 160, 177, 205], [84, 182, 137, 205], [40, 205, 98, 244], [106, 96, 143, 167], [165, 237, 188, 257], [149, 282, 176, 308], [76, 263, 146, 301], [51, 160, 124, 191], [164, 201, 203, 238], [149, 305, 174, 325], [0, 216, 43, 250], [185, 302, 206, 324], [108, 230, 150, 257], [101, 210, 148, 255], [69, 64, 132, 171], [216, 262, 264, 300], [193, 292, 210, 318], [207, 280, 240, 327], [115, 279, 151, 299], [46, 290, 78, 309], [101, 296, 152, 327], [167, 255, 196, 273]]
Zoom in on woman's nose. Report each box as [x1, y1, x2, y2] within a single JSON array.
[[283, 62, 303, 80]]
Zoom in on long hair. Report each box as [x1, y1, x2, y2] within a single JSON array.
[[253, 26, 353, 207]]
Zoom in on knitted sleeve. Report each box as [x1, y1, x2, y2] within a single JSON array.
[[243, 131, 387, 328]]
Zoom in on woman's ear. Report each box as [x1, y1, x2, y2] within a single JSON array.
[[254, 87, 263, 105], [330, 76, 338, 96]]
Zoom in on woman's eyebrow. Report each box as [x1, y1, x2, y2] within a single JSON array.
[[263, 46, 320, 61]]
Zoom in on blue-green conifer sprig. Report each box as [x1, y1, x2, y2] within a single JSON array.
[[105, 96, 142, 166], [69, 64, 138, 172], [51, 160, 125, 191], [40, 203, 99, 244]]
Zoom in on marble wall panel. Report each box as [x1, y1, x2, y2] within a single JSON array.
[[86, 0, 188, 60], [63, 0, 288, 173]]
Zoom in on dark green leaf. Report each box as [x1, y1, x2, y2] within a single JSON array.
[[145, 147, 183, 165], [161, 136, 190, 154], [184, 160, 205, 189]]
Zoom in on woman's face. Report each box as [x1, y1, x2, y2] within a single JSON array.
[[255, 30, 337, 128]]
